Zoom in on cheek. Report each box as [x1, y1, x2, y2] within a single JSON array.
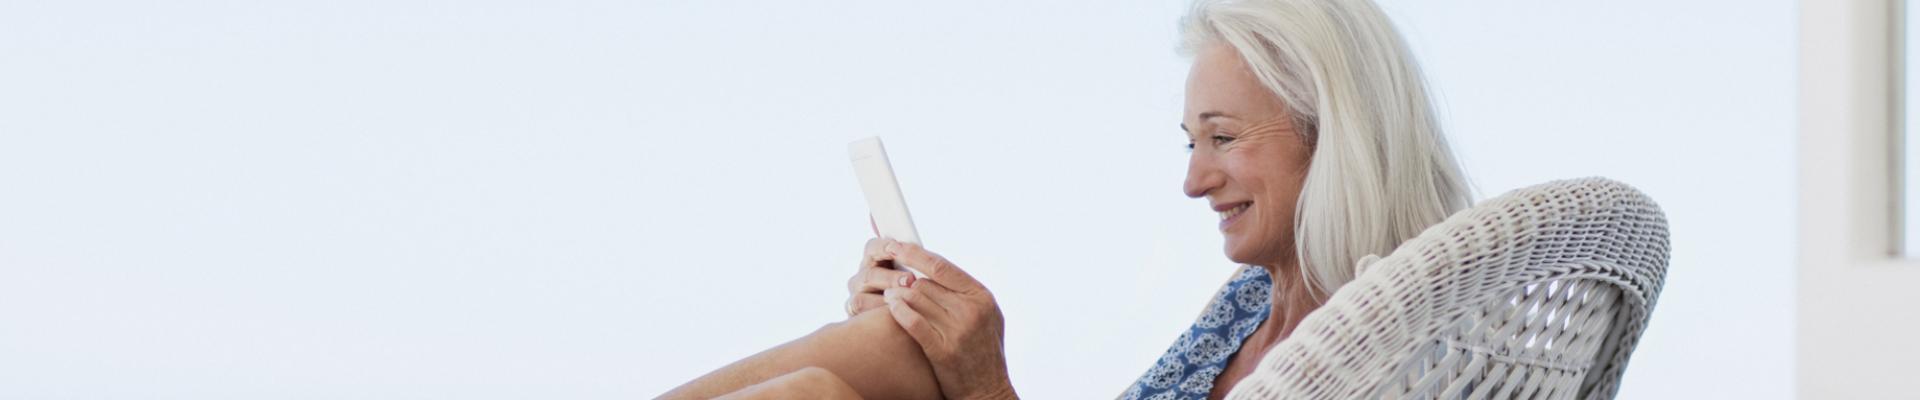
[[1233, 144, 1309, 207], [1226, 149, 1307, 246], [1225, 152, 1302, 213]]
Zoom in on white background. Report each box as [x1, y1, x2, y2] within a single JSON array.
[[0, 0, 1793, 398]]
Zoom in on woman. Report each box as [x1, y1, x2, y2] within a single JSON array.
[[662, 0, 1469, 398]]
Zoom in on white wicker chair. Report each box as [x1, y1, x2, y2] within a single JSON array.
[[1225, 177, 1670, 399]]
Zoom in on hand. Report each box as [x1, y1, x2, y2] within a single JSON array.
[[845, 216, 916, 317], [846, 237, 918, 317], [881, 242, 1019, 400]]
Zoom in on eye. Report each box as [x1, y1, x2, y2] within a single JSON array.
[[1185, 135, 1235, 152]]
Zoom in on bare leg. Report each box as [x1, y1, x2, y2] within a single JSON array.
[[713, 367, 864, 400], [658, 309, 941, 399]]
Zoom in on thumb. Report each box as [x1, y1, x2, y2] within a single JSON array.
[[886, 295, 946, 349]]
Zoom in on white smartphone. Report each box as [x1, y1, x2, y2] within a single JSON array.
[[848, 137, 926, 277]]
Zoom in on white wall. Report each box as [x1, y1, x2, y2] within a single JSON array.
[[0, 0, 1793, 398], [1797, 0, 1920, 398]]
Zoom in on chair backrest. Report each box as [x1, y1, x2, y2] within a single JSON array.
[[1225, 178, 1670, 400]]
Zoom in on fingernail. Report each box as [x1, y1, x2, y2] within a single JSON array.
[[896, 275, 913, 287], [883, 289, 898, 302]]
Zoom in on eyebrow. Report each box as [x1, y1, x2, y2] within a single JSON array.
[[1179, 111, 1233, 132]]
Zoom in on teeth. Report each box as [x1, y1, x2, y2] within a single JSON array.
[[1218, 204, 1250, 221]]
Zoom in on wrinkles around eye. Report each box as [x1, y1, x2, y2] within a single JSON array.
[[1235, 117, 1297, 139]]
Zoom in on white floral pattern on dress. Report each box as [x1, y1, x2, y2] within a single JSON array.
[[1234, 280, 1271, 313], [1121, 265, 1273, 399], [1180, 366, 1225, 394]]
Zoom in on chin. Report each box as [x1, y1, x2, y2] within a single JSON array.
[[1223, 239, 1256, 264], [1223, 235, 1283, 266]]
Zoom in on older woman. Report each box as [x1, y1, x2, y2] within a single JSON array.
[[661, 0, 1469, 398]]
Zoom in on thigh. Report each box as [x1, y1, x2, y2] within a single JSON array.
[[659, 309, 941, 399]]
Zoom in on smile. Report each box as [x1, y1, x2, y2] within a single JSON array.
[[1218, 202, 1251, 229]]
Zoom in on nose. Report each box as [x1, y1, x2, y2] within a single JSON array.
[[1183, 150, 1222, 199]]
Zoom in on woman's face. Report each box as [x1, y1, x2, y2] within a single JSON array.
[[1182, 42, 1313, 267]]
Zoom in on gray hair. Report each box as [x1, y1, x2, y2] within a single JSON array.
[[1180, 0, 1473, 299]]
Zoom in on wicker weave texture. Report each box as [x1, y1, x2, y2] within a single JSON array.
[[1224, 177, 1670, 400]]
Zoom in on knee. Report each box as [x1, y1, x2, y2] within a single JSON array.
[[818, 308, 900, 337]]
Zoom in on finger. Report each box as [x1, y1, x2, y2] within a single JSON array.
[[857, 269, 915, 295], [846, 271, 863, 296], [851, 273, 913, 301], [862, 238, 898, 270], [850, 238, 901, 295], [885, 290, 948, 348], [847, 261, 905, 294], [884, 285, 954, 325], [886, 242, 984, 292], [899, 279, 963, 322], [849, 293, 888, 315]]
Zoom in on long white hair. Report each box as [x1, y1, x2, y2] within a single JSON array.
[[1180, 0, 1473, 299]]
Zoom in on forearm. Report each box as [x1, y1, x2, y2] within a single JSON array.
[[659, 309, 942, 400]]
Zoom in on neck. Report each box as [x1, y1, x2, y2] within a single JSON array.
[[1257, 261, 1324, 344]]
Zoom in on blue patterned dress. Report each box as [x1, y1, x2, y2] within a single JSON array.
[[1121, 265, 1273, 400]]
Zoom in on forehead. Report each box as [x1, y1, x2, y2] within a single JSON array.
[[1184, 42, 1287, 122]]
